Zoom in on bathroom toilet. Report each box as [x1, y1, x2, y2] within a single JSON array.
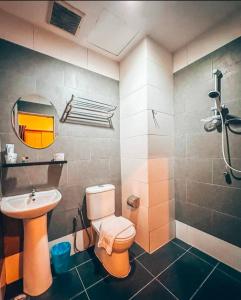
[[86, 184, 136, 278]]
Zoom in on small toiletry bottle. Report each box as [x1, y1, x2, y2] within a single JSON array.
[[6, 144, 14, 154]]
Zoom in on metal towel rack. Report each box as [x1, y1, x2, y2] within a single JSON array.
[[60, 95, 117, 128]]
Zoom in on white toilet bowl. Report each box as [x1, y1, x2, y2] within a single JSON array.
[[92, 215, 136, 278], [86, 184, 136, 278]]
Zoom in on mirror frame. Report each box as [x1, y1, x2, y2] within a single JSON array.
[[11, 96, 58, 149]]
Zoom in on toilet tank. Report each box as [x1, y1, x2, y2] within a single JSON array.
[[86, 184, 115, 220]]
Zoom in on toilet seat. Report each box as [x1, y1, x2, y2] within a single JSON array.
[[92, 215, 136, 241]]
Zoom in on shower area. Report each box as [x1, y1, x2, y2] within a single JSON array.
[[174, 36, 241, 250]]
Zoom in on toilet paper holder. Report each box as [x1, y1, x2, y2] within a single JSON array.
[[127, 195, 140, 209]]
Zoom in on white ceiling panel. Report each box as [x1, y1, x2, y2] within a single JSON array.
[[0, 1, 241, 61], [87, 9, 138, 55]]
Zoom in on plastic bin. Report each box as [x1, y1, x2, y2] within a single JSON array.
[[51, 242, 71, 274]]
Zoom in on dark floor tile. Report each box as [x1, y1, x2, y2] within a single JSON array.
[[171, 238, 191, 250], [192, 269, 241, 300], [189, 247, 218, 266], [158, 252, 213, 300], [77, 257, 108, 288], [132, 279, 176, 300], [129, 243, 145, 260], [32, 269, 84, 300], [5, 280, 23, 300], [87, 260, 153, 300], [217, 262, 241, 283], [138, 241, 185, 276], [72, 291, 89, 300], [69, 247, 95, 269]]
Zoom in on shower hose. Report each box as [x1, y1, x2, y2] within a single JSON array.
[[73, 200, 92, 253], [220, 113, 241, 173]]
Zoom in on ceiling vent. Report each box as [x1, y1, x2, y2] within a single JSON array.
[[49, 1, 85, 35]]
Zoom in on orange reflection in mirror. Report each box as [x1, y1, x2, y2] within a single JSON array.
[[18, 113, 54, 148]]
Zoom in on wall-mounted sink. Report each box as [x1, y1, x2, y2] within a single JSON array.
[[1, 189, 62, 219], [1, 189, 62, 296]]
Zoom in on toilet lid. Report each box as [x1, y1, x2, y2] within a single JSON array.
[[92, 215, 136, 240]]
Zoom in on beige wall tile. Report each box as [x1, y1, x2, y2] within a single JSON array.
[[150, 221, 175, 253], [173, 47, 188, 73], [120, 110, 148, 138], [146, 38, 173, 73], [149, 200, 175, 231], [120, 86, 147, 119], [175, 220, 189, 243], [173, 10, 241, 72], [87, 49, 119, 81], [121, 135, 149, 159], [148, 111, 174, 136], [187, 223, 241, 272], [120, 39, 147, 98], [0, 9, 34, 49], [148, 135, 174, 158], [121, 158, 148, 183], [149, 180, 174, 207], [122, 204, 150, 251], [0, 9, 119, 80], [148, 158, 174, 182], [147, 85, 173, 115], [122, 180, 149, 208], [33, 27, 88, 69]]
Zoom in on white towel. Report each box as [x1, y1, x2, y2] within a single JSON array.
[[98, 216, 134, 255]]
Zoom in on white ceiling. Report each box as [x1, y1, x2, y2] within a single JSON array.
[[0, 1, 241, 61]]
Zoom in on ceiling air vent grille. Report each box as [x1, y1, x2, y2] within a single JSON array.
[[49, 1, 84, 35]]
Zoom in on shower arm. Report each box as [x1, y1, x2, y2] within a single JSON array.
[[212, 69, 223, 115]]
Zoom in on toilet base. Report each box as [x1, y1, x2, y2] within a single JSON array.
[[94, 240, 132, 278]]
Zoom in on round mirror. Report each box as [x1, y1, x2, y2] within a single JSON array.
[[11, 95, 58, 149]]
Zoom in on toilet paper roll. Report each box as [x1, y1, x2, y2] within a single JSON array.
[[127, 195, 140, 209]]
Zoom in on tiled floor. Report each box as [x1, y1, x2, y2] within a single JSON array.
[[6, 238, 241, 300]]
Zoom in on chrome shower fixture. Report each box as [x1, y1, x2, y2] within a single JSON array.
[[202, 69, 226, 132], [209, 69, 223, 114], [203, 68, 241, 181]]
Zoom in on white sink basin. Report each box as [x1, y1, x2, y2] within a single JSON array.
[[0, 189, 62, 296], [1, 189, 62, 219]]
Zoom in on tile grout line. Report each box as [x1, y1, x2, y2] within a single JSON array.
[[69, 290, 86, 300], [128, 277, 156, 300], [186, 248, 218, 268], [133, 259, 179, 300], [217, 267, 241, 284], [155, 247, 191, 278], [75, 266, 91, 300], [74, 257, 94, 268], [189, 262, 220, 300], [155, 279, 180, 300], [171, 240, 221, 268], [135, 259, 156, 278], [170, 240, 192, 251], [72, 250, 147, 296], [68, 258, 93, 272], [85, 275, 109, 291], [131, 251, 146, 262]]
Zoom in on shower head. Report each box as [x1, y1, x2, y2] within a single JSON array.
[[208, 90, 222, 112], [208, 90, 220, 99]]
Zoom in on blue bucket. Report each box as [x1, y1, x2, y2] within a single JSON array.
[[51, 242, 71, 274]]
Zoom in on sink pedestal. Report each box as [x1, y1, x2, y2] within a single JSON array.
[[23, 215, 52, 296]]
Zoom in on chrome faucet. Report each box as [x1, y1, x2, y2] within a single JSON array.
[[29, 188, 36, 202]]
